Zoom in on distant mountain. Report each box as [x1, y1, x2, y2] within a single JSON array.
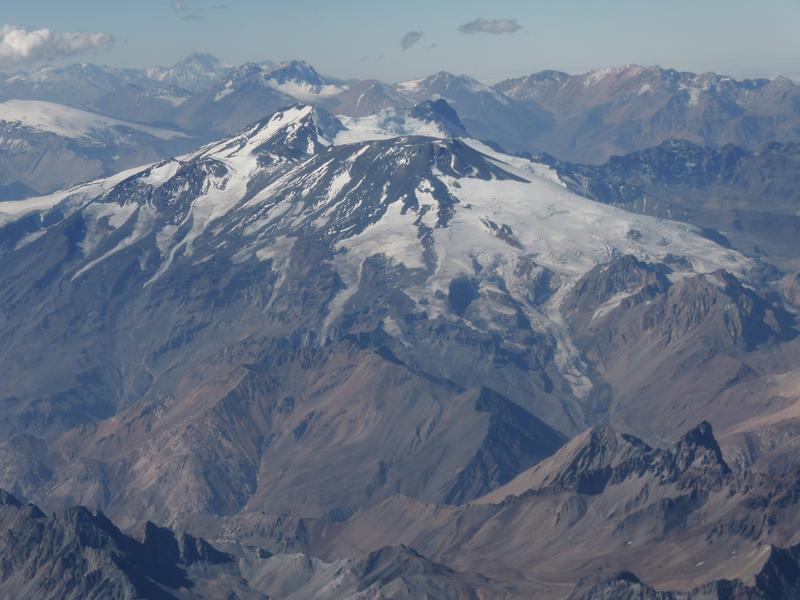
[[0, 63, 148, 106], [496, 65, 800, 162], [395, 71, 552, 153], [6, 59, 800, 168], [171, 61, 346, 134], [0, 100, 196, 197], [88, 83, 192, 125], [261, 60, 346, 100], [329, 79, 413, 116], [145, 52, 230, 93]]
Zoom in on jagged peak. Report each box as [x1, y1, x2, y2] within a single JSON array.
[[198, 103, 343, 164], [477, 420, 735, 503], [677, 420, 716, 447], [357, 544, 454, 581], [670, 420, 730, 474], [474, 424, 652, 502], [406, 98, 467, 137]]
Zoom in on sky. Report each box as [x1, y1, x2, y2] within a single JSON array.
[[2, 0, 799, 82]]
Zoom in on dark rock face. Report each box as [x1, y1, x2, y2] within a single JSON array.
[[0, 490, 498, 599], [538, 425, 654, 495], [0, 489, 233, 600], [568, 255, 794, 351], [530, 421, 729, 497], [639, 269, 794, 351], [563, 255, 671, 330], [444, 388, 566, 504]]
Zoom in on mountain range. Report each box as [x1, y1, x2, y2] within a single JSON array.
[[3, 55, 800, 197], [0, 97, 798, 597]]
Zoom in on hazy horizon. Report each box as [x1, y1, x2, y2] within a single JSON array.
[[2, 0, 799, 82]]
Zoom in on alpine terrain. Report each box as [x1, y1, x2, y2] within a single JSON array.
[[0, 95, 798, 598], [1, 7, 799, 595]]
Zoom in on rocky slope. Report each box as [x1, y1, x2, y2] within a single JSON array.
[[305, 423, 800, 597], [4, 422, 800, 598], [0, 489, 495, 599]]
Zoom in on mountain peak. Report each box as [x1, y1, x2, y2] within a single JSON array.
[[265, 60, 327, 85], [397, 71, 495, 97], [671, 420, 730, 475], [178, 52, 223, 70], [408, 99, 467, 137], [190, 103, 343, 167]]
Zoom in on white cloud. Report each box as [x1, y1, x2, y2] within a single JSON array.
[[458, 18, 522, 35], [401, 31, 423, 50], [0, 25, 113, 68], [171, 0, 205, 21]]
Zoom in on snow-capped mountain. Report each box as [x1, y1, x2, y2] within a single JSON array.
[[145, 52, 230, 92], [0, 102, 797, 599], [261, 60, 347, 100], [0, 100, 196, 197], [0, 100, 186, 142], [537, 139, 800, 262], [4, 58, 800, 167], [170, 61, 347, 135], [495, 64, 800, 162], [3, 103, 748, 300], [0, 102, 759, 451]]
